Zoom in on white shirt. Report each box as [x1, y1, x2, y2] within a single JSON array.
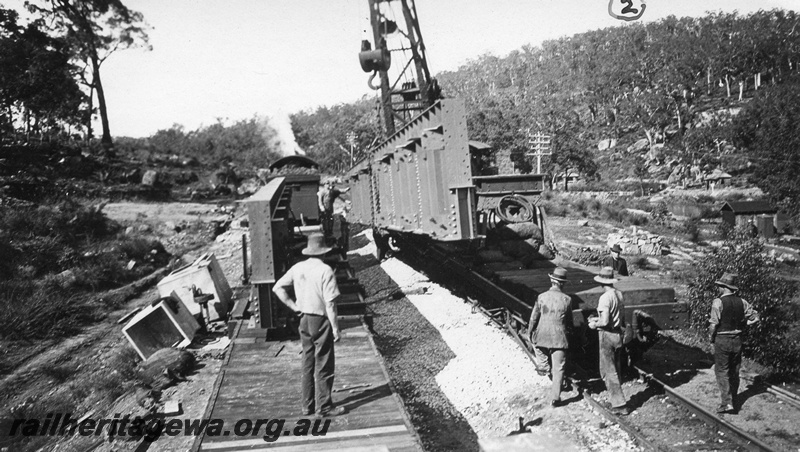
[[597, 289, 624, 330], [274, 257, 340, 316]]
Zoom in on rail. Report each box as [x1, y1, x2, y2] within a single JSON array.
[[634, 366, 777, 452], [740, 374, 800, 410], [391, 234, 781, 452]]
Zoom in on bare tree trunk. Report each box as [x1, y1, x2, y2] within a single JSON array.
[[707, 66, 712, 95], [725, 74, 731, 97], [738, 79, 744, 101], [644, 128, 653, 147], [86, 84, 94, 142], [91, 54, 113, 149]]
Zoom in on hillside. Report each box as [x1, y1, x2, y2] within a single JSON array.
[[290, 9, 800, 224]]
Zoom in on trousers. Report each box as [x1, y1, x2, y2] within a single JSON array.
[[321, 210, 334, 236], [299, 314, 335, 414], [598, 329, 626, 408], [536, 347, 567, 402], [714, 335, 742, 407]]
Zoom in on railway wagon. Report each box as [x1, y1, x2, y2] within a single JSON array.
[[345, 99, 689, 337], [238, 171, 363, 333]]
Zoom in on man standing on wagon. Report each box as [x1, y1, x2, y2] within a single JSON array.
[[318, 180, 350, 236]]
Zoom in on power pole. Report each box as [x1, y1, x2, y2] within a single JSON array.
[[525, 130, 551, 174], [346, 131, 357, 167]]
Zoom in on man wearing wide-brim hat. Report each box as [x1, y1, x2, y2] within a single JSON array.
[[588, 267, 629, 415], [273, 233, 347, 417], [602, 243, 629, 276], [709, 273, 759, 414], [528, 267, 573, 407]]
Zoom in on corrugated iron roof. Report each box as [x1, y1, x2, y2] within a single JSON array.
[[720, 201, 777, 214]]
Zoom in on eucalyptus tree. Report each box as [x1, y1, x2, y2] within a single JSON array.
[[0, 7, 84, 139], [26, 0, 150, 147]]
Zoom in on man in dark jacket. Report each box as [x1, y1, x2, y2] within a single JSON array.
[[709, 273, 759, 414], [529, 267, 573, 407], [602, 244, 629, 276]]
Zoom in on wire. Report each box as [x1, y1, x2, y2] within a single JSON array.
[[494, 195, 536, 223]]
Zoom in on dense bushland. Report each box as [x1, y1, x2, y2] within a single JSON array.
[[290, 10, 800, 225], [116, 117, 285, 171]]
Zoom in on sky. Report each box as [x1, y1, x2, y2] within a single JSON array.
[[6, 0, 797, 151]]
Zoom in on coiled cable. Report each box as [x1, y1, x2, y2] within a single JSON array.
[[494, 194, 535, 224]]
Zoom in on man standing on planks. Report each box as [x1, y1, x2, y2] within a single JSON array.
[[589, 267, 629, 415], [528, 266, 573, 407], [709, 273, 759, 414], [273, 232, 347, 417]]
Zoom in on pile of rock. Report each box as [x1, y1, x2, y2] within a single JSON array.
[[607, 227, 671, 256]]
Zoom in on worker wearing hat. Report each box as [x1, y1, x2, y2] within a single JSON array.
[[588, 267, 629, 415], [273, 233, 346, 417], [528, 267, 573, 407], [603, 243, 629, 276], [709, 273, 759, 414]]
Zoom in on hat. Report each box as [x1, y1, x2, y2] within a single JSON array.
[[594, 267, 618, 285], [549, 267, 568, 282], [302, 233, 332, 256], [610, 244, 622, 253], [715, 273, 738, 291]]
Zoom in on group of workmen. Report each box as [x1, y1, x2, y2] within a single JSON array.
[[270, 179, 760, 418], [529, 245, 759, 416], [528, 256, 637, 415]]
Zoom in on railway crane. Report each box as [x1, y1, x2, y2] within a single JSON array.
[[347, 0, 689, 339]]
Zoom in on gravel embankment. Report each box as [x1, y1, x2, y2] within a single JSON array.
[[349, 230, 641, 451]]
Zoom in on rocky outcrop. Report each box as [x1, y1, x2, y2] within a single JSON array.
[[607, 227, 671, 256]]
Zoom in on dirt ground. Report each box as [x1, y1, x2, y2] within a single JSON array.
[[0, 202, 249, 452], [4, 201, 798, 452]]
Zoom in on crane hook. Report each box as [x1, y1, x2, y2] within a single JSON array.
[[368, 70, 381, 90]]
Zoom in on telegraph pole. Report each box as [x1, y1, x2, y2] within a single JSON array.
[[346, 131, 357, 167], [526, 129, 551, 174]]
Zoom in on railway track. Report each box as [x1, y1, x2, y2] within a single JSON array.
[[389, 234, 798, 452], [740, 374, 800, 411], [483, 302, 783, 452]]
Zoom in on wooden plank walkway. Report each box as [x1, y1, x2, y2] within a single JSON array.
[[194, 317, 422, 452]]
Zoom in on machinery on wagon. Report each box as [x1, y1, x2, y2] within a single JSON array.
[[346, 0, 689, 342], [238, 158, 363, 333]]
